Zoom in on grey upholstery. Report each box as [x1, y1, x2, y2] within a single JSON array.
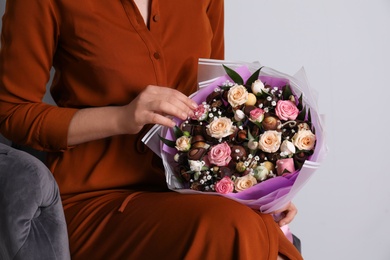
[[0, 143, 70, 260]]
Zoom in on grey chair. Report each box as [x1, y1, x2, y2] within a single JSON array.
[[0, 143, 70, 260]]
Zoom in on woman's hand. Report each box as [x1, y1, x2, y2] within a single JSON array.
[[68, 85, 197, 146], [273, 202, 298, 227], [120, 85, 197, 134]]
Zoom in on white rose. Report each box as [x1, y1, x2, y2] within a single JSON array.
[[251, 79, 265, 95], [206, 117, 236, 139], [234, 109, 245, 121], [292, 130, 316, 151], [188, 160, 205, 172], [175, 136, 192, 152], [227, 85, 248, 107], [280, 140, 296, 157], [247, 140, 259, 150]]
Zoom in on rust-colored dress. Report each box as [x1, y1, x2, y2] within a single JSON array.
[[0, 0, 303, 259]]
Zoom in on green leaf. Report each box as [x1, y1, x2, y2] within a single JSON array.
[[257, 90, 272, 98], [223, 65, 244, 85], [307, 108, 313, 128], [173, 125, 184, 138], [282, 84, 293, 100], [158, 135, 176, 148], [297, 94, 303, 110], [245, 67, 262, 87], [297, 106, 306, 121], [247, 129, 255, 141], [201, 166, 209, 171]]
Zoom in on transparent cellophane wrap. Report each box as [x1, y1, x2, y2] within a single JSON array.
[[142, 58, 327, 213]]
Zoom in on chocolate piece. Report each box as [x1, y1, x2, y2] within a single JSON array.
[[236, 129, 247, 142], [244, 105, 256, 116], [250, 125, 260, 137], [266, 152, 280, 164], [193, 125, 204, 136], [190, 182, 204, 191], [187, 147, 207, 161], [180, 122, 193, 134], [210, 100, 223, 108], [206, 91, 221, 104], [218, 166, 233, 178], [231, 145, 247, 162], [262, 115, 281, 131], [180, 168, 191, 182], [191, 135, 206, 148]]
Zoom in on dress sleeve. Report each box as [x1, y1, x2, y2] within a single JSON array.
[[0, 0, 78, 151], [207, 0, 225, 60]]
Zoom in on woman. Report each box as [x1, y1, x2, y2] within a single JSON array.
[[0, 0, 302, 259]]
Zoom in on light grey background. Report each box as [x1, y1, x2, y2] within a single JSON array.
[[1, 0, 389, 259], [225, 0, 390, 259]]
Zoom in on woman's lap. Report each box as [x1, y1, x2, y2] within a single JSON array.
[[64, 190, 299, 259]]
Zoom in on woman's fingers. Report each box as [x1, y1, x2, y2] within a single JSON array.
[[124, 85, 197, 132], [273, 202, 298, 226], [145, 86, 197, 119]]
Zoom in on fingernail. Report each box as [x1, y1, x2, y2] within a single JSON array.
[[191, 102, 198, 109]]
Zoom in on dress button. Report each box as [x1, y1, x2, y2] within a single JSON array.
[[153, 52, 161, 59], [153, 14, 160, 22]]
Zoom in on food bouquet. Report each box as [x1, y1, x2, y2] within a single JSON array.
[[143, 59, 326, 213]]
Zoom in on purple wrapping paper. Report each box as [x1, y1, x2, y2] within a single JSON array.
[[146, 64, 326, 213]]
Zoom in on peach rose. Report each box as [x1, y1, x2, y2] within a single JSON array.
[[275, 100, 299, 121], [175, 136, 191, 152], [206, 117, 236, 139], [234, 174, 257, 192], [292, 130, 316, 151], [227, 85, 248, 107], [215, 176, 235, 194], [208, 142, 232, 166], [258, 130, 282, 153], [276, 158, 295, 175]]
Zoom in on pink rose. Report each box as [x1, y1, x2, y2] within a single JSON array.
[[191, 103, 209, 121], [215, 176, 234, 194], [249, 108, 265, 123], [276, 158, 296, 176], [208, 142, 232, 166], [275, 100, 299, 121]]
